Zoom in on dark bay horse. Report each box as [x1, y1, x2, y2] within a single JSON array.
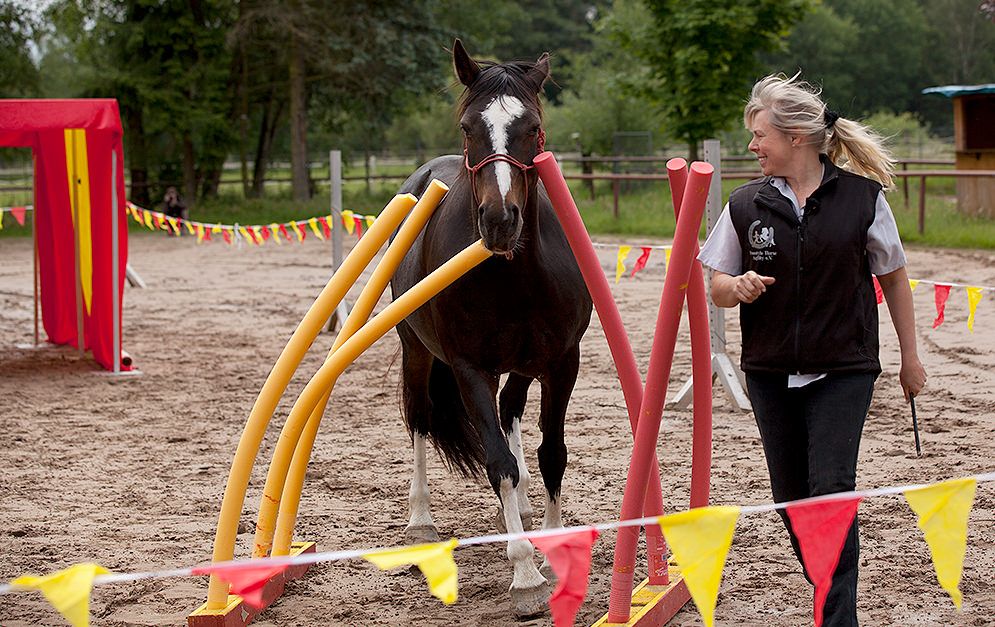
[[390, 40, 592, 616]]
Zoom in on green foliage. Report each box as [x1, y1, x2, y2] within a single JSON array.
[[610, 0, 813, 156], [0, 1, 40, 97]]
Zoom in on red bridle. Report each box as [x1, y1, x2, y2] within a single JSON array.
[[463, 129, 546, 208]]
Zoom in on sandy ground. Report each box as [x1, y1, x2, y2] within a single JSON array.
[[0, 230, 993, 627]]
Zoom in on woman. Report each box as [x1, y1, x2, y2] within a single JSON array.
[[698, 74, 927, 626]]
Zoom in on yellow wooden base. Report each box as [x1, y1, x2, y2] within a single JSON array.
[[188, 542, 316, 627], [592, 561, 691, 627]]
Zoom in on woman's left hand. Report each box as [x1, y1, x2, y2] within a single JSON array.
[[900, 355, 927, 402]]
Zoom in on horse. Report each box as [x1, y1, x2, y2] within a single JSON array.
[[390, 39, 593, 617]]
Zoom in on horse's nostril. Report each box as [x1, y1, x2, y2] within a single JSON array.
[[507, 204, 520, 219], [478, 204, 486, 219]]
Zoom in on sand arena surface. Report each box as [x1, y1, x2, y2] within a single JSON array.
[[0, 232, 993, 626]]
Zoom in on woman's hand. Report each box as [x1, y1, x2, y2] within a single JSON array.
[[733, 271, 776, 304], [900, 354, 927, 402]]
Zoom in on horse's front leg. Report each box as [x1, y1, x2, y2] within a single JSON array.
[[536, 346, 581, 578], [497, 373, 535, 533], [451, 361, 549, 618]]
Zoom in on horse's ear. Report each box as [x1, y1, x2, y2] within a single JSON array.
[[527, 52, 550, 91], [453, 38, 480, 87]]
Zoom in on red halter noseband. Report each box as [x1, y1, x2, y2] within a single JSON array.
[[463, 129, 546, 208]]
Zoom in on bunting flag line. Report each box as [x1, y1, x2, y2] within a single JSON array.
[[1, 472, 992, 627], [191, 563, 288, 609], [615, 245, 632, 283], [657, 506, 739, 627], [530, 528, 600, 627], [785, 497, 862, 627], [363, 539, 459, 605], [903, 478, 977, 609], [933, 284, 952, 329], [11, 563, 109, 627]]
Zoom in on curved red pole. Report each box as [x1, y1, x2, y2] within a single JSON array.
[[534, 152, 670, 583], [666, 159, 713, 510], [607, 162, 712, 622]]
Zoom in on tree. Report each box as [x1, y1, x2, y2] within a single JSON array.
[[0, 1, 40, 97], [611, 0, 812, 160]]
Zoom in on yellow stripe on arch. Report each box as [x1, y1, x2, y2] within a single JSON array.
[[64, 128, 94, 315]]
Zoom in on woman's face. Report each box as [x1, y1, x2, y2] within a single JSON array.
[[747, 109, 796, 177]]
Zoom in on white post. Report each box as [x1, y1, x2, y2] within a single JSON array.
[[327, 150, 349, 331], [669, 139, 751, 410], [111, 149, 121, 374]]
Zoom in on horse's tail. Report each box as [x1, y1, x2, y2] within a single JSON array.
[[404, 358, 485, 480]]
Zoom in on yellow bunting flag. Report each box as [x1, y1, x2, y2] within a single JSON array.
[[211, 225, 222, 234], [615, 246, 632, 284], [184, 220, 195, 235], [143, 210, 153, 230], [365, 215, 376, 229], [904, 478, 977, 609], [657, 506, 740, 627], [909, 279, 919, 292], [364, 539, 459, 605], [166, 216, 179, 235], [290, 221, 304, 242], [238, 226, 253, 244], [665, 247, 672, 271], [341, 210, 355, 234], [196, 224, 205, 243], [12, 562, 109, 627], [252, 225, 265, 245], [0, 208, 4, 229], [269, 223, 282, 245], [307, 217, 324, 240], [966, 287, 983, 332]]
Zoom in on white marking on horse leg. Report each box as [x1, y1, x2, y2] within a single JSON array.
[[542, 494, 562, 530], [500, 477, 546, 591], [481, 95, 526, 206], [507, 419, 533, 526], [406, 435, 436, 532]]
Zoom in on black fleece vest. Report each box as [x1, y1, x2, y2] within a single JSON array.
[[729, 157, 882, 374]]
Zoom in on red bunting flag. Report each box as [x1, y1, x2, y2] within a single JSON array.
[[354, 216, 364, 239], [261, 226, 271, 241], [933, 284, 952, 329], [530, 528, 599, 627], [204, 228, 212, 242], [279, 224, 290, 241], [785, 497, 862, 627], [192, 563, 288, 609], [10, 206, 27, 225], [318, 216, 331, 239], [872, 276, 883, 304], [222, 230, 232, 245], [631, 247, 652, 277]]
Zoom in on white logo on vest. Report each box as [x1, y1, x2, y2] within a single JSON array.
[[748, 219, 777, 262]]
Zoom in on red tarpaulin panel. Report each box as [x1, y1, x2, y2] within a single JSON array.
[[0, 99, 129, 371]]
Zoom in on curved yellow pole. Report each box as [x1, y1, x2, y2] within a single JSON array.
[[206, 194, 416, 608], [251, 241, 492, 561], [270, 180, 450, 557]]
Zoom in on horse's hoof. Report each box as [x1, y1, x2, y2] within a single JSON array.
[[405, 524, 440, 544], [539, 560, 556, 583], [510, 580, 551, 618]]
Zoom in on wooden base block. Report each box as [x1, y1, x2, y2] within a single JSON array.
[[592, 561, 691, 627], [187, 541, 316, 627]]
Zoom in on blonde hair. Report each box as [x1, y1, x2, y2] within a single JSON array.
[[744, 73, 895, 189]]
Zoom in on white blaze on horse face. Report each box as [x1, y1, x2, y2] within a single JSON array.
[[481, 95, 526, 206]]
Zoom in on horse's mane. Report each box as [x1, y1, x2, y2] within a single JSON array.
[[456, 60, 544, 121]]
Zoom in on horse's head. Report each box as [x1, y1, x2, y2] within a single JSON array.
[[454, 39, 549, 257]]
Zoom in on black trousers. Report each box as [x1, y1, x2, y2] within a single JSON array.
[[745, 371, 877, 627]]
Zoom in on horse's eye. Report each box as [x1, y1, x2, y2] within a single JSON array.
[[460, 124, 471, 136]]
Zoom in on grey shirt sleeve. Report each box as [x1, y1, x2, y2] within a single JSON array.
[[697, 203, 742, 275], [867, 191, 907, 275]]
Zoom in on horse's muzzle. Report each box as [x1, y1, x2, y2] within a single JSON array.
[[478, 203, 522, 256]]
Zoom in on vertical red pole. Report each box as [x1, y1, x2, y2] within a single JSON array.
[[534, 152, 670, 584], [666, 159, 713, 509], [607, 162, 712, 622]]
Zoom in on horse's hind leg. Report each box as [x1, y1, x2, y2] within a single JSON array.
[[496, 373, 534, 533], [450, 361, 549, 618], [398, 324, 440, 544], [536, 346, 580, 577]]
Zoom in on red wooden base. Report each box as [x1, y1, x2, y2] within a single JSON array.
[[187, 541, 316, 627], [592, 561, 691, 627]]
